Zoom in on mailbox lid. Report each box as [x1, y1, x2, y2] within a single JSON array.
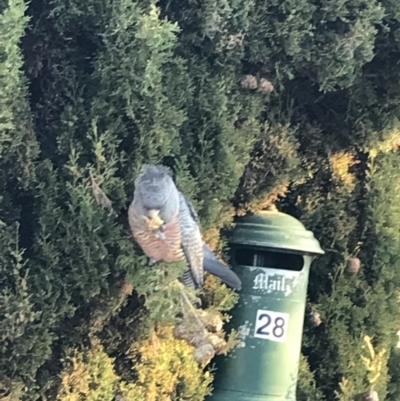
[[229, 210, 324, 255]]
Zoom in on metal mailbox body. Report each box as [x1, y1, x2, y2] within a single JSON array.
[[209, 210, 324, 401]]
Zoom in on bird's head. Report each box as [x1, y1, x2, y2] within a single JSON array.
[[134, 164, 175, 216]]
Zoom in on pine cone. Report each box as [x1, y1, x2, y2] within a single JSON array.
[[173, 322, 189, 340], [241, 74, 258, 90], [174, 321, 208, 348], [193, 343, 215, 364], [347, 257, 361, 274], [188, 332, 209, 348], [120, 280, 134, 296], [207, 333, 228, 354], [257, 78, 274, 94], [197, 310, 224, 333], [309, 311, 322, 327]]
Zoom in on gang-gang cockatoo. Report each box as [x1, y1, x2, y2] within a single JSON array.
[[128, 164, 242, 291]]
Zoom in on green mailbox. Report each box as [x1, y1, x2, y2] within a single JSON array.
[[208, 209, 324, 401]]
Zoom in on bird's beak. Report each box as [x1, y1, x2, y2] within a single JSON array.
[[147, 209, 160, 219]]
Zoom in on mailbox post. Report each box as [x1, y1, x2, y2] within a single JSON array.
[[208, 210, 324, 401]]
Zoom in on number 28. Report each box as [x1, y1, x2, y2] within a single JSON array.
[[256, 313, 285, 338], [254, 309, 289, 342]]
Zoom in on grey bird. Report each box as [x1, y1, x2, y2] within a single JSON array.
[[128, 164, 241, 291]]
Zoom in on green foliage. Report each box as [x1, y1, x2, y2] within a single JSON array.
[[1, 0, 400, 400], [295, 120, 400, 400], [125, 326, 213, 400], [297, 354, 324, 401], [235, 121, 302, 213], [0, 0, 41, 392], [0, 224, 43, 379], [57, 340, 119, 401], [360, 149, 400, 340], [245, 0, 384, 91], [0, 0, 38, 187], [56, 329, 213, 401], [92, 1, 186, 170], [387, 348, 400, 401]]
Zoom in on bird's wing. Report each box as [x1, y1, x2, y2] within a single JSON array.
[[180, 192, 202, 229], [178, 192, 204, 288], [179, 192, 241, 290]]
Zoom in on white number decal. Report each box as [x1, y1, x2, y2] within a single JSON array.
[[254, 309, 289, 343]]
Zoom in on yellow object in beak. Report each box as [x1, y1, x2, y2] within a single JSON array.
[[146, 209, 164, 231]]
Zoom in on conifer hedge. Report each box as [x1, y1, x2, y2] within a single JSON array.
[[1, 0, 400, 400]]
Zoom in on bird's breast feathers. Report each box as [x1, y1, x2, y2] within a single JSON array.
[[129, 205, 183, 262]]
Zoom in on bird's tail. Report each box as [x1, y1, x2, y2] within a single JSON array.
[[203, 243, 242, 290]]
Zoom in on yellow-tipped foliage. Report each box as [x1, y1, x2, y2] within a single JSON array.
[[126, 326, 213, 401], [57, 340, 119, 401]]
